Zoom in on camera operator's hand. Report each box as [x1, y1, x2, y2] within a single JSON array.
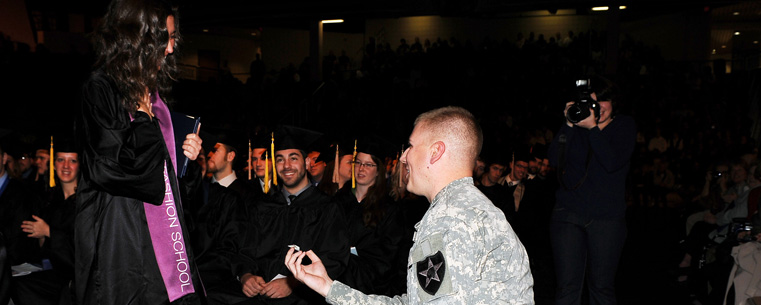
[[575, 107, 598, 130], [563, 102, 574, 127], [564, 101, 598, 129]]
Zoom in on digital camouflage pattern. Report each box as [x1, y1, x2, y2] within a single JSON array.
[[325, 177, 535, 305]]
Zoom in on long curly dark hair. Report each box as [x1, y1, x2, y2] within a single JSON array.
[[93, 0, 179, 113], [361, 154, 389, 228]]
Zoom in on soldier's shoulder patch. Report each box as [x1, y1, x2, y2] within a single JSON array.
[[416, 250, 446, 295]]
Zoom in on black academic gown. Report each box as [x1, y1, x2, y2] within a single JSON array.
[[332, 186, 405, 296], [188, 181, 248, 289], [390, 193, 429, 296], [227, 178, 251, 200], [477, 183, 515, 223], [0, 178, 43, 267], [239, 185, 349, 304], [12, 187, 76, 305], [518, 177, 555, 258], [0, 232, 10, 305], [75, 71, 204, 305], [246, 179, 277, 200]]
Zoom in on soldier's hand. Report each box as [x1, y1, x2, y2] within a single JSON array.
[[285, 248, 333, 297]]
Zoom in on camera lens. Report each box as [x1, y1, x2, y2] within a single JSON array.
[[566, 102, 590, 123]]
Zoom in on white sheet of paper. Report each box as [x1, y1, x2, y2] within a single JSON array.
[[11, 263, 43, 277]]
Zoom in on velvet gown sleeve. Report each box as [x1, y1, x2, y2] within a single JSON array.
[[79, 73, 166, 205]]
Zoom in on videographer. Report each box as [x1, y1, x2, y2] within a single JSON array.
[[548, 75, 636, 305]]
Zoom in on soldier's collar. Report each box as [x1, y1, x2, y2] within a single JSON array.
[[431, 177, 473, 207]]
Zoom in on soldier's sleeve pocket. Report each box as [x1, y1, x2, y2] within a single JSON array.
[[408, 232, 454, 302]]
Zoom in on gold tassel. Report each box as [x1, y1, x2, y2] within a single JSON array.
[[271, 132, 277, 186], [49, 136, 55, 188], [264, 151, 270, 193], [248, 139, 252, 180], [351, 140, 357, 189], [332, 144, 340, 184]]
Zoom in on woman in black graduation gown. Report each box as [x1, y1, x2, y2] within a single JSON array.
[[74, 1, 204, 304], [333, 137, 405, 296], [15, 143, 78, 305]]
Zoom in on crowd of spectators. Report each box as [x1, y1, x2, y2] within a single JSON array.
[[1, 26, 760, 304]]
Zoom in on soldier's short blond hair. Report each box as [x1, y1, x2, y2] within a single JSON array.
[[414, 106, 483, 166]]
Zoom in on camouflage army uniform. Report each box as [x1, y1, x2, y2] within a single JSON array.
[[326, 177, 535, 305]]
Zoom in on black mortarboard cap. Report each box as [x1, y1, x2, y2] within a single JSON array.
[[531, 143, 548, 160], [273, 125, 323, 152], [311, 137, 337, 163], [335, 136, 356, 158], [248, 132, 271, 159], [201, 127, 248, 156], [356, 134, 396, 160], [0, 130, 24, 158], [251, 132, 271, 150], [54, 136, 77, 153], [32, 135, 51, 152], [512, 145, 532, 163], [199, 129, 217, 154]]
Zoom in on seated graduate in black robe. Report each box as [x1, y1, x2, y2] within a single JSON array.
[[0, 136, 43, 303], [15, 138, 78, 305], [187, 130, 250, 305], [332, 135, 405, 296], [244, 133, 278, 203], [0, 232, 10, 305], [315, 140, 354, 197], [234, 125, 349, 305], [74, 2, 205, 304], [189, 181, 247, 304]]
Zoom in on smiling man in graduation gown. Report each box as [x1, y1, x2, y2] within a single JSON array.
[[236, 125, 349, 304]]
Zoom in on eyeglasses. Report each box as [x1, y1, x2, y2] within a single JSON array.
[[352, 161, 377, 169]]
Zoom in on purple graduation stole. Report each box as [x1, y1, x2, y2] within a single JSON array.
[[134, 93, 196, 301]]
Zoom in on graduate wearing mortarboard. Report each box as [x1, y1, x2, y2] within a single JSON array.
[[234, 125, 349, 304], [246, 132, 278, 201], [0, 132, 45, 303], [331, 134, 406, 297], [184, 128, 249, 304], [15, 136, 78, 305], [315, 138, 354, 196], [200, 128, 251, 198]]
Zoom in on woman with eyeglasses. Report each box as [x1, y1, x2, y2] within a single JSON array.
[[331, 136, 405, 296]]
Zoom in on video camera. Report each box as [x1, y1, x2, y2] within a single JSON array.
[[731, 218, 757, 242], [566, 79, 600, 124]]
